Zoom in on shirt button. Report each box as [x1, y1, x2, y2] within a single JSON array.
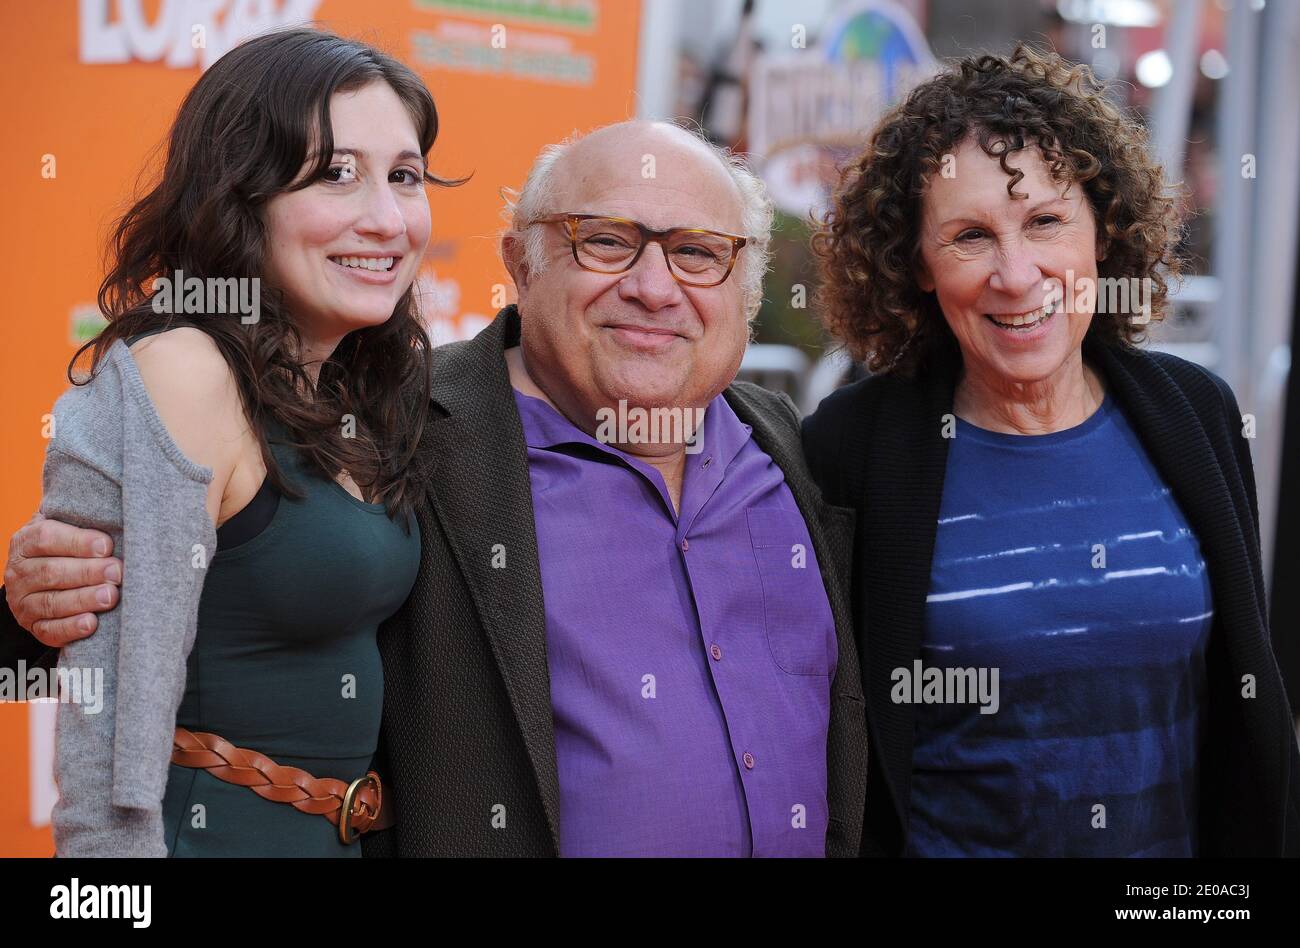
[[702, 456, 713, 470], [680, 539, 690, 552], [710, 644, 722, 661], [742, 752, 755, 770]]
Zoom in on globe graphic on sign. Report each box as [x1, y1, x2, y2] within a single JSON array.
[[752, 2, 935, 216], [823, 6, 930, 102]]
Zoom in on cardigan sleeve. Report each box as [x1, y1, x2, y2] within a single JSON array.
[[1209, 372, 1262, 552], [1203, 366, 1300, 853], [44, 342, 216, 856]]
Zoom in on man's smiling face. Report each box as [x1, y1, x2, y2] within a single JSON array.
[[507, 123, 751, 433]]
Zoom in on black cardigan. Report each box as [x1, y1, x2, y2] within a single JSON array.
[[801, 336, 1300, 857]]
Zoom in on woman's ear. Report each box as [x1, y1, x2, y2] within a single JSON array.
[[915, 256, 936, 293], [1095, 229, 1109, 263]]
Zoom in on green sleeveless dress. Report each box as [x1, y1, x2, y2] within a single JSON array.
[[129, 331, 421, 857]]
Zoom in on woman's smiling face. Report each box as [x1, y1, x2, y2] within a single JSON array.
[[915, 135, 1104, 389], [262, 81, 432, 343]]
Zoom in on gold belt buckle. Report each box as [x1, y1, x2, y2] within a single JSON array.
[[338, 771, 381, 845]]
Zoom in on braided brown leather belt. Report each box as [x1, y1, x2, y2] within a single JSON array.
[[171, 727, 392, 844]]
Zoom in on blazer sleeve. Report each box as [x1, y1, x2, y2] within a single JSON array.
[[0, 589, 57, 672], [45, 347, 216, 857]]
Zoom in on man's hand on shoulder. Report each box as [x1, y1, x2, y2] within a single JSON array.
[[4, 327, 244, 649], [4, 511, 122, 646]]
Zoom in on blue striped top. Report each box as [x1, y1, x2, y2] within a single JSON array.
[[907, 395, 1212, 857]]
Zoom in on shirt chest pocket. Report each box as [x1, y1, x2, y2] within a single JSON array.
[[746, 506, 835, 677]]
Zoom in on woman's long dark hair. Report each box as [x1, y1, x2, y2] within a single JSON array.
[[74, 27, 463, 522]]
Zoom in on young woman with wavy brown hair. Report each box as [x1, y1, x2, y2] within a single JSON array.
[[31, 27, 460, 856]]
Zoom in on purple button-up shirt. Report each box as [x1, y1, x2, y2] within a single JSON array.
[[513, 388, 837, 857]]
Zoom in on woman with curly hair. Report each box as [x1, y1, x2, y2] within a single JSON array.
[[803, 45, 1300, 856]]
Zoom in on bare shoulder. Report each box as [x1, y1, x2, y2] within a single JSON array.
[[127, 327, 248, 478], [129, 326, 230, 385]]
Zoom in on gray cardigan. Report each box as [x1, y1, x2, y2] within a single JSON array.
[[44, 338, 216, 856]]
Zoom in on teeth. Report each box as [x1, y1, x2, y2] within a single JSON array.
[[330, 256, 394, 271], [990, 301, 1055, 330]]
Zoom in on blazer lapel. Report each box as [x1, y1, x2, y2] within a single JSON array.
[[420, 306, 561, 850]]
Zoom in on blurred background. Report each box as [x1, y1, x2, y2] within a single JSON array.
[[1, 0, 1296, 856]]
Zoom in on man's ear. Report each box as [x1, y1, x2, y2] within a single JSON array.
[[501, 232, 530, 293]]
